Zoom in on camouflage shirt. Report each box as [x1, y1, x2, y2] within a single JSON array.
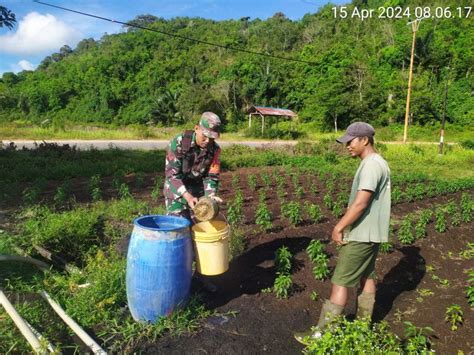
[[163, 131, 221, 206]]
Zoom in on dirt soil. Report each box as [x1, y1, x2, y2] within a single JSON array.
[[141, 167, 473, 355], [2, 167, 472, 354]]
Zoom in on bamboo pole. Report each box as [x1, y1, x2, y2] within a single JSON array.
[[403, 19, 421, 143]]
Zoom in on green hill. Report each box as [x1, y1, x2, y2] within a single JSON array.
[[0, 0, 472, 131]]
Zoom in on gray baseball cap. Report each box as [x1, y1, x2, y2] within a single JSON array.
[[336, 122, 375, 144]]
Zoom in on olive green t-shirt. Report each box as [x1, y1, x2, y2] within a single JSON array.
[[345, 153, 391, 243]]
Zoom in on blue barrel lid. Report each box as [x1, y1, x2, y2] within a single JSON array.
[[133, 215, 190, 231]]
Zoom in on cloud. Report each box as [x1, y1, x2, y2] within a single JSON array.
[[17, 60, 36, 71], [0, 12, 82, 55]]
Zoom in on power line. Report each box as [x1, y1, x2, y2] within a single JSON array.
[[32, 1, 455, 75], [33, 0, 318, 65]]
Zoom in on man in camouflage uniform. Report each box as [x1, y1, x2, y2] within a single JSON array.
[[163, 112, 222, 222]]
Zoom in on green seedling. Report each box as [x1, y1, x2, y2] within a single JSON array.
[[445, 304, 463, 331], [248, 174, 257, 191], [305, 202, 323, 223], [398, 214, 414, 245]]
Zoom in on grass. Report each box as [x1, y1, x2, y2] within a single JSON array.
[[1, 120, 472, 143]]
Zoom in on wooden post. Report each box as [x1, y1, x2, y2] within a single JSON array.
[[261, 114, 265, 135], [334, 113, 338, 132], [249, 113, 252, 128], [403, 19, 421, 143], [438, 75, 449, 155]]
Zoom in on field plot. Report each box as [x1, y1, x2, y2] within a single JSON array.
[[0, 142, 473, 354]]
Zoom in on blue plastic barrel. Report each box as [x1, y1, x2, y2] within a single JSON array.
[[126, 215, 193, 322]]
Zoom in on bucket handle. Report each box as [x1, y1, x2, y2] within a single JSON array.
[[219, 213, 231, 237]]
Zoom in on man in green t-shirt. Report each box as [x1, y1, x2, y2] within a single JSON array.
[[295, 122, 391, 344]]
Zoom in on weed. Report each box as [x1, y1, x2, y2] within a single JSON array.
[[303, 317, 407, 353], [89, 174, 102, 202], [403, 321, 435, 354], [134, 172, 145, 190], [380, 242, 393, 254], [22, 186, 41, 205], [431, 274, 450, 288], [445, 304, 463, 331], [310, 291, 319, 301], [310, 184, 318, 195], [459, 242, 474, 260], [151, 176, 163, 201], [53, 181, 71, 207], [118, 183, 132, 200]]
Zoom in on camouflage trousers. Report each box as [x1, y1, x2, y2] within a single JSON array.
[[165, 182, 204, 222]]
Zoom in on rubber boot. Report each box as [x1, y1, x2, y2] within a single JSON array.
[[316, 299, 344, 329], [356, 291, 375, 320], [294, 300, 344, 345]]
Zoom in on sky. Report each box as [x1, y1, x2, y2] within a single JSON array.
[[0, 0, 347, 75]]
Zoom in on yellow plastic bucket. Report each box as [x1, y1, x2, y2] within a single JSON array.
[[191, 218, 230, 276]]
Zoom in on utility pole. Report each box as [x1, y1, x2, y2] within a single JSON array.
[[438, 69, 450, 155], [403, 18, 423, 143]]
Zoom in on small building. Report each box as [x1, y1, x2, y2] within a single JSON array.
[[248, 106, 298, 134]]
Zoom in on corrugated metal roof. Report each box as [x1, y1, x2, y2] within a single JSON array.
[[250, 106, 297, 117]]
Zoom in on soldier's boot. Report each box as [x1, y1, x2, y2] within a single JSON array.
[[294, 300, 344, 345], [356, 291, 375, 320]]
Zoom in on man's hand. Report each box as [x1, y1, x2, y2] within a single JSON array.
[[183, 192, 198, 209], [209, 195, 223, 204], [332, 226, 347, 246]]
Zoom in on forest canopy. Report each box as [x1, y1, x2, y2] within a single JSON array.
[[0, 0, 472, 131]]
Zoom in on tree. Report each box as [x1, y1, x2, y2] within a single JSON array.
[[0, 6, 16, 30]]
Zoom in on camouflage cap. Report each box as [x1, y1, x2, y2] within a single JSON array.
[[199, 112, 221, 139]]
